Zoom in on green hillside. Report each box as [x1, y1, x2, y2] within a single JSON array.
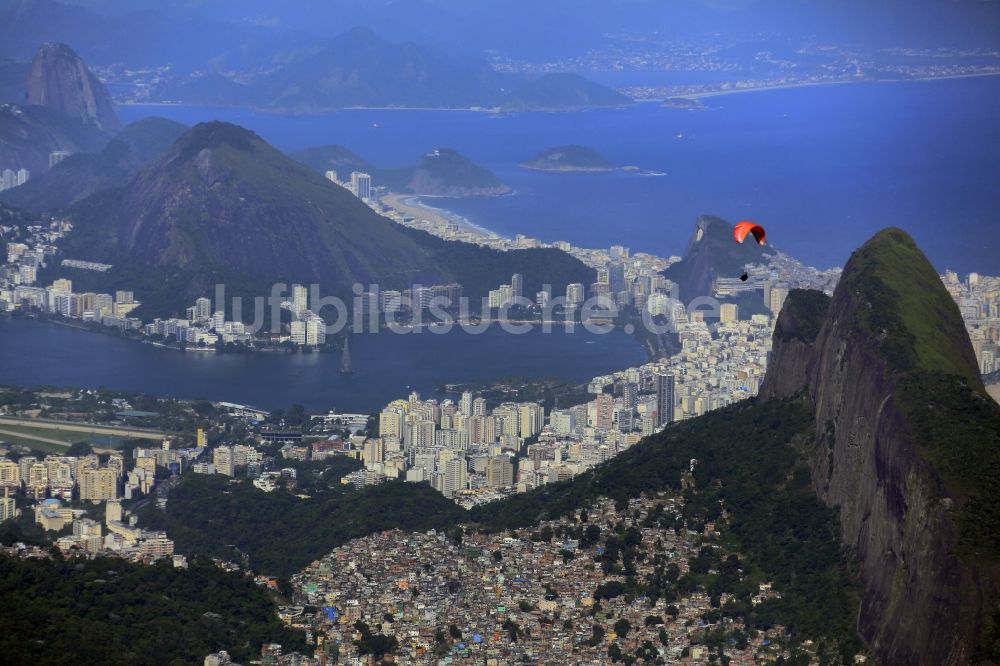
[[0, 555, 306, 664], [839, 227, 980, 382], [139, 473, 468, 579]]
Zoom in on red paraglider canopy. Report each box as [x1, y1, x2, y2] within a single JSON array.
[[733, 221, 766, 245]]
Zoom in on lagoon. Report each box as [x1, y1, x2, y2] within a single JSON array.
[[0, 317, 647, 412]]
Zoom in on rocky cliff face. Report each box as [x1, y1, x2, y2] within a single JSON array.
[[761, 228, 1000, 665], [26, 42, 120, 132]]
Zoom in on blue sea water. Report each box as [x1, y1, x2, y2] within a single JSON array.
[[0, 318, 646, 412], [119, 76, 1000, 275]]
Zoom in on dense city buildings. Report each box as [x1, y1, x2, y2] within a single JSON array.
[[943, 271, 1000, 375], [291, 495, 793, 664]]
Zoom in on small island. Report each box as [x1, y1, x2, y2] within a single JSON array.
[[662, 97, 706, 110], [519, 145, 614, 173]]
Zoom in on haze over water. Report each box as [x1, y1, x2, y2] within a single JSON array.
[[120, 76, 1000, 275]]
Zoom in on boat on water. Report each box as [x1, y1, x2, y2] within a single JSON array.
[[639, 170, 667, 177]]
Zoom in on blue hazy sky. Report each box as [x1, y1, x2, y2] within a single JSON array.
[[65, 0, 1000, 56]]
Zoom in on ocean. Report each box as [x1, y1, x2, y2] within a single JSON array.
[[119, 76, 1000, 275]]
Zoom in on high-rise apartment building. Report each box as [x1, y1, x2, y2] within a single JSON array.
[[595, 394, 615, 431], [443, 458, 468, 498], [80, 468, 119, 501], [518, 402, 544, 438], [769, 286, 789, 316], [213, 446, 235, 477], [485, 457, 514, 487], [194, 297, 211, 323], [291, 284, 308, 315], [511, 273, 523, 299], [566, 283, 585, 306], [0, 461, 20, 489], [656, 373, 675, 426], [350, 171, 372, 200], [608, 262, 627, 294]]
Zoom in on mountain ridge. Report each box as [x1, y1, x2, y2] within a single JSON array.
[[153, 26, 629, 112]]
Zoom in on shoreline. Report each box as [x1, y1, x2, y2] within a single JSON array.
[[674, 71, 1000, 101], [380, 192, 504, 240]]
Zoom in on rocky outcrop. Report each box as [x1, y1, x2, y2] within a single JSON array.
[[762, 288, 830, 397], [26, 42, 121, 132], [662, 215, 772, 302], [761, 228, 1000, 665]]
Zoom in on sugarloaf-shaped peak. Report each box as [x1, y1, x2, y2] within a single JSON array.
[[26, 42, 121, 132], [836, 227, 980, 383]]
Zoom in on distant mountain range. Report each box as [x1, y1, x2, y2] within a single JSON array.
[[0, 43, 584, 316], [52, 121, 591, 317], [0, 3, 632, 112], [0, 0, 297, 73], [293, 146, 511, 198], [154, 27, 629, 112]]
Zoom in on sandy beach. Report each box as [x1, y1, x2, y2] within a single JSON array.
[[381, 192, 502, 239]]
